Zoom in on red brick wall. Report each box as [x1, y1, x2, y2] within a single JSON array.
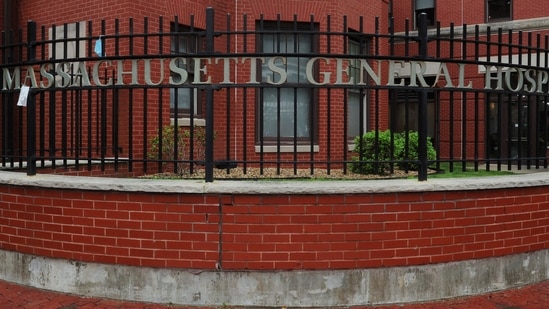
[[0, 183, 547, 270], [15, 0, 213, 26]]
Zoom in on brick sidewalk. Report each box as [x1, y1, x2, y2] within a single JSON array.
[[0, 279, 547, 309]]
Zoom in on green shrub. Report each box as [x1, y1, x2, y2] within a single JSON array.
[[148, 125, 209, 175], [350, 130, 397, 175], [395, 131, 437, 171], [350, 130, 437, 175]]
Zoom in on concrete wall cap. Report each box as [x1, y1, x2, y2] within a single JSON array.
[[0, 170, 548, 194]]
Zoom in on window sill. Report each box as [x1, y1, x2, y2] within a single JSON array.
[[348, 144, 357, 152], [487, 17, 512, 23], [255, 145, 319, 153], [170, 118, 206, 127]]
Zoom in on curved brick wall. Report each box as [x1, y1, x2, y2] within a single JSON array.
[[0, 172, 548, 272]]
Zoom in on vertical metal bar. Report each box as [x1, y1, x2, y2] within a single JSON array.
[[448, 23, 455, 172], [417, 13, 428, 181], [258, 15, 265, 175], [433, 22, 441, 172], [155, 89, 162, 174], [38, 26, 46, 168], [524, 32, 531, 169], [17, 29, 24, 168], [142, 16, 155, 174], [374, 17, 382, 173], [502, 28, 512, 170], [26, 95, 37, 175], [343, 16, 356, 172], [388, 16, 396, 173], [61, 23, 69, 168], [47, 25, 56, 168], [39, 81, 45, 167], [461, 24, 468, 172], [278, 14, 283, 176], [204, 7, 215, 182], [537, 34, 549, 168], [327, 14, 332, 174], [87, 77, 92, 170], [188, 15, 196, 175], [485, 26, 496, 170], [225, 13, 232, 174], [155, 17, 164, 174], [474, 91, 480, 171], [26, 21, 37, 175], [74, 22, 81, 166], [418, 13, 429, 181], [308, 14, 315, 175], [242, 14, 248, 174], [1, 31, 8, 166], [172, 18, 180, 175]]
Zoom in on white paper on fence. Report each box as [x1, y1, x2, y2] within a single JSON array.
[[17, 85, 30, 107]]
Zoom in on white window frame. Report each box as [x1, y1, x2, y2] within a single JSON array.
[[256, 21, 318, 150]]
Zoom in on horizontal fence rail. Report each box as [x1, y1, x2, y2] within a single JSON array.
[[1, 9, 549, 181]]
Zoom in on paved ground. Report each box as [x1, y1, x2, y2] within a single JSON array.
[[0, 279, 547, 309]]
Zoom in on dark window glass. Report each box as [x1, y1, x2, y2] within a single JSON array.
[[392, 77, 437, 139], [415, 0, 435, 28], [347, 35, 370, 142], [170, 23, 203, 118], [256, 22, 318, 143], [487, 0, 512, 22]]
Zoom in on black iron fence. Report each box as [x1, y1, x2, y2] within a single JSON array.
[[1, 9, 549, 181]]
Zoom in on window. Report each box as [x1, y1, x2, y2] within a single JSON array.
[[486, 0, 512, 22], [414, 0, 435, 28], [170, 23, 203, 118], [257, 22, 317, 144], [347, 35, 369, 143], [392, 77, 437, 140], [48, 22, 86, 86]]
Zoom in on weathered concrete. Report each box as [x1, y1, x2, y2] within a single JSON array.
[[404, 16, 549, 37], [0, 248, 547, 307], [0, 168, 548, 195]]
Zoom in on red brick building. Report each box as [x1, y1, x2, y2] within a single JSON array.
[[392, 0, 549, 162], [2, 0, 549, 173], [2, 0, 389, 172]]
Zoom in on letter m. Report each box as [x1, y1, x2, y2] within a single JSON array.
[[2, 67, 21, 90]]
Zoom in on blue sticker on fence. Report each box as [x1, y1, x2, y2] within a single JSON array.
[[94, 37, 104, 57]]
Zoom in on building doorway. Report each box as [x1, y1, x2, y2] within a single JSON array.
[[486, 93, 549, 163]]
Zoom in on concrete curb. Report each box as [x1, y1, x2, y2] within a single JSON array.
[[0, 248, 547, 307]]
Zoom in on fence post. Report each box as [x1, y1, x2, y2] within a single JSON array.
[[26, 21, 37, 176], [417, 13, 429, 181], [204, 8, 215, 182]]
